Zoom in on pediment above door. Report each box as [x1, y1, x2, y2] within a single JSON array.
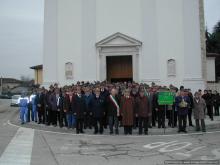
[[96, 32, 142, 48]]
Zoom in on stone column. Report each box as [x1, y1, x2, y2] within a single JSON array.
[[199, 0, 207, 84], [43, 0, 58, 88]]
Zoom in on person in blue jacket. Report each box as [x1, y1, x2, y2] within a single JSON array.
[[83, 86, 93, 129], [18, 92, 29, 124], [89, 88, 105, 134]]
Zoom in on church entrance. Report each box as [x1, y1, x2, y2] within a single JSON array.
[[106, 55, 133, 82]]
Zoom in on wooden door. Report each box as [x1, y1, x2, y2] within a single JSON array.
[[106, 56, 133, 82]]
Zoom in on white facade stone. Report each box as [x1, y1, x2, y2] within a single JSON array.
[[206, 57, 216, 82], [43, 0, 206, 91]]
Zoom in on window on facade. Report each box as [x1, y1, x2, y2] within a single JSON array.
[[167, 59, 176, 77]]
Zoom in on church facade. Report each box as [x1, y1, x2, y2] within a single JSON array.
[[43, 0, 207, 91]]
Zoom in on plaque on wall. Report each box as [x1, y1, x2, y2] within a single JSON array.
[[167, 59, 176, 77], [65, 62, 73, 79]]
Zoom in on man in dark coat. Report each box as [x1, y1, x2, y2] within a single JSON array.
[[187, 89, 194, 127], [57, 89, 67, 128], [36, 88, 45, 124], [213, 90, 220, 116], [83, 86, 93, 129], [151, 88, 158, 127], [44, 88, 52, 125], [49, 88, 59, 126], [130, 88, 139, 129], [202, 90, 214, 120], [89, 88, 105, 134], [169, 88, 178, 128], [176, 89, 191, 133], [100, 85, 110, 129], [136, 89, 150, 135], [154, 88, 166, 129], [106, 88, 120, 135], [73, 87, 86, 134]]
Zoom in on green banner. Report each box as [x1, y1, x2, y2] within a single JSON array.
[[158, 92, 175, 105]]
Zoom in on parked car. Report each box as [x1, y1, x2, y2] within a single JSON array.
[[0, 94, 11, 99], [10, 95, 21, 107]]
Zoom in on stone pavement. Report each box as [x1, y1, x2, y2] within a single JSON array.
[[1, 100, 220, 165], [10, 108, 220, 136]]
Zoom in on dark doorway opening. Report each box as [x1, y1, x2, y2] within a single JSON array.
[[106, 56, 133, 82]]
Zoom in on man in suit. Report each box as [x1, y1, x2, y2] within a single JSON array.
[[36, 88, 45, 124], [83, 86, 93, 129], [136, 89, 150, 135], [176, 89, 191, 133], [100, 85, 110, 129], [44, 87, 53, 126], [89, 88, 105, 134], [49, 88, 59, 126], [107, 88, 120, 135], [57, 89, 67, 128], [73, 86, 86, 134], [154, 88, 166, 129]]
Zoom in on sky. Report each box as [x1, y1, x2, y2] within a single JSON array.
[[0, 0, 219, 80]]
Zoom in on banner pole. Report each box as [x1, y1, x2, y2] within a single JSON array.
[[164, 105, 166, 134]]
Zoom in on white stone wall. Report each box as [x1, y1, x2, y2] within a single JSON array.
[[43, 0, 206, 91], [43, 0, 58, 87], [182, 0, 206, 91], [206, 57, 216, 82], [155, 0, 185, 87]]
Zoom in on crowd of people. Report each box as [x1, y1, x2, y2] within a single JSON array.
[[18, 81, 220, 135]]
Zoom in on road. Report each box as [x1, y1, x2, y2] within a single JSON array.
[[0, 99, 220, 165]]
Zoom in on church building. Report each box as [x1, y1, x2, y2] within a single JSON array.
[[43, 0, 207, 91]]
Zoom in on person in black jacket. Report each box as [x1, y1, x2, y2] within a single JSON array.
[[44, 88, 52, 126], [151, 88, 158, 127], [89, 88, 105, 134], [202, 90, 214, 120], [73, 86, 86, 134], [57, 89, 67, 128], [187, 89, 194, 127], [83, 86, 93, 129], [213, 90, 220, 116], [106, 88, 120, 135], [154, 88, 166, 129], [36, 88, 45, 124], [100, 85, 110, 129], [49, 88, 59, 126]]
